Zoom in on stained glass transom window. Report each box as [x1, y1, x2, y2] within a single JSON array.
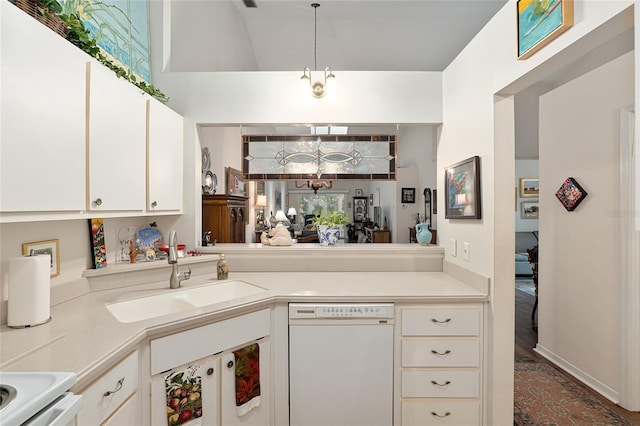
[[243, 135, 396, 180]]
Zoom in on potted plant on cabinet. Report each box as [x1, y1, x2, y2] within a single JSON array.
[[312, 211, 349, 246]]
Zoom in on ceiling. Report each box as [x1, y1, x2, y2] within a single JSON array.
[[224, 0, 509, 72]]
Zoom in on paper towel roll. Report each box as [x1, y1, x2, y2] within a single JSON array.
[[8, 255, 51, 328]]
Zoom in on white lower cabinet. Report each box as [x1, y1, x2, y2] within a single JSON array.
[[398, 305, 483, 426], [149, 309, 272, 426], [77, 350, 140, 426]]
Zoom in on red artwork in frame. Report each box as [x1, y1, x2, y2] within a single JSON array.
[[555, 177, 587, 211]]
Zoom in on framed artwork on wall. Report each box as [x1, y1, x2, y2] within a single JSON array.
[[444, 155, 481, 219], [517, 0, 574, 60], [521, 200, 539, 219], [401, 188, 416, 204], [555, 176, 588, 211], [353, 197, 368, 222], [520, 178, 539, 197], [226, 167, 246, 196], [22, 239, 60, 277]]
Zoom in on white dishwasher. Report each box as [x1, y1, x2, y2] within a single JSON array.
[[289, 303, 394, 426]]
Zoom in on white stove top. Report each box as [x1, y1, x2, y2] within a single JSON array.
[[0, 372, 76, 425]]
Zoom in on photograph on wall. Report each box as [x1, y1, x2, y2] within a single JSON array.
[[520, 177, 539, 197], [22, 239, 60, 277], [444, 156, 481, 219], [521, 200, 539, 219], [401, 188, 416, 204]]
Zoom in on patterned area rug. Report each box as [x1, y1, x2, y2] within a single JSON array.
[[514, 361, 636, 425], [516, 279, 536, 297]]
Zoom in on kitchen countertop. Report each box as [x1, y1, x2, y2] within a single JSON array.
[[0, 270, 487, 391]]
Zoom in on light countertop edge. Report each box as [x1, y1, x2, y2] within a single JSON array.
[[0, 270, 487, 391]]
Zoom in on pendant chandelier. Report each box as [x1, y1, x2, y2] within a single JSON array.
[[300, 3, 335, 98]]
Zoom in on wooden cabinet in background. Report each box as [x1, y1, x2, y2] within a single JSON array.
[[365, 228, 391, 243], [202, 195, 248, 243]]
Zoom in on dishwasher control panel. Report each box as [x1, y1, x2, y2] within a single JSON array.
[[289, 303, 394, 319]]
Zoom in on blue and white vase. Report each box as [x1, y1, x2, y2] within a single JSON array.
[[415, 222, 432, 246], [317, 225, 341, 246]]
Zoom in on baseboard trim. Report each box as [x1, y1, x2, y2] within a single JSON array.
[[534, 343, 621, 404]]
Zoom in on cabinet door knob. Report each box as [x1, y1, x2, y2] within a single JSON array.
[[431, 349, 451, 356], [430, 380, 451, 387], [103, 378, 124, 396], [94, 198, 103, 207], [227, 360, 234, 369], [207, 368, 214, 376], [430, 411, 451, 418], [151, 201, 157, 208], [431, 318, 451, 324]]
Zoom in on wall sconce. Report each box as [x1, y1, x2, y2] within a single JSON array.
[[295, 180, 333, 194]]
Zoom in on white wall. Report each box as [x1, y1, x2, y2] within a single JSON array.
[[538, 51, 634, 397], [515, 160, 539, 232], [440, 1, 635, 423]]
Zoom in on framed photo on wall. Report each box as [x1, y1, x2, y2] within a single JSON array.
[[519, 178, 539, 197], [444, 155, 481, 219], [401, 188, 415, 204], [353, 197, 368, 222], [226, 167, 246, 196], [22, 239, 60, 277], [521, 200, 539, 219]]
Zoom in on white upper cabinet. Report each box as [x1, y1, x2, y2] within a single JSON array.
[[0, 2, 86, 214], [147, 99, 183, 213], [87, 60, 147, 212]]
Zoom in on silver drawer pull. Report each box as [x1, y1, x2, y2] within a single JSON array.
[[430, 380, 451, 387], [431, 349, 452, 356], [431, 411, 451, 418], [103, 378, 124, 397], [431, 318, 451, 324]]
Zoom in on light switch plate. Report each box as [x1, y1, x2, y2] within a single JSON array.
[[463, 242, 470, 261], [451, 239, 457, 257]]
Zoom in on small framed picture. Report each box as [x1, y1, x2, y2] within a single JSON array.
[[521, 200, 539, 219], [520, 177, 539, 197], [355, 189, 363, 196], [444, 155, 481, 219], [226, 167, 246, 196], [22, 239, 60, 277], [401, 188, 416, 204]]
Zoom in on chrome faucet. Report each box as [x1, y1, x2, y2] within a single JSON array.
[[168, 230, 191, 289]]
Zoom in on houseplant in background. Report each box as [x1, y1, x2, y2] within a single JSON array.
[[312, 211, 349, 246]]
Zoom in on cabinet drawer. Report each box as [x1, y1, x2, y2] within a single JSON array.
[[402, 340, 479, 367], [77, 350, 139, 426], [402, 400, 480, 426], [402, 308, 480, 336], [402, 371, 479, 398]]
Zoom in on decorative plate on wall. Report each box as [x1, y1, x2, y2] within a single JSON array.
[[555, 177, 587, 211]]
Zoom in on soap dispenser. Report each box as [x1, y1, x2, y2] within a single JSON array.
[[217, 254, 229, 280]]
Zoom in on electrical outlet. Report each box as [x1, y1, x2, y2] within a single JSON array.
[[451, 239, 457, 257], [463, 242, 470, 261]]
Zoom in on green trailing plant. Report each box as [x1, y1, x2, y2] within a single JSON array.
[[311, 211, 350, 228], [30, 0, 169, 103]]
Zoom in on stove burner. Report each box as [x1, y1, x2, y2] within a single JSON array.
[[0, 384, 17, 411]]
